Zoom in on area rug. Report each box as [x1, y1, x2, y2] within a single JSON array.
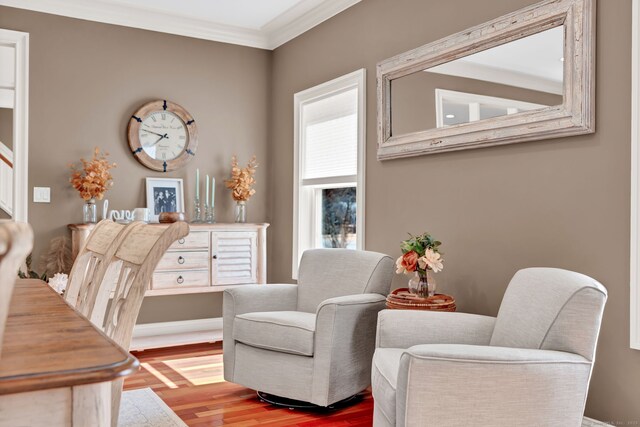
[[120, 387, 187, 427]]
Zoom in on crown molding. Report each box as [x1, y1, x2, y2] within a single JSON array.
[[0, 0, 361, 50], [263, 0, 361, 49]]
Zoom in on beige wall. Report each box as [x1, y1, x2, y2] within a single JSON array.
[[269, 0, 636, 422], [0, 6, 271, 322]]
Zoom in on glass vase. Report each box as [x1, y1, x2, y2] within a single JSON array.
[[408, 271, 437, 298], [192, 198, 202, 223], [234, 201, 247, 223], [83, 198, 97, 223]]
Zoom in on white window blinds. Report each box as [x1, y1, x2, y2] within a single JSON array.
[[302, 88, 358, 181]]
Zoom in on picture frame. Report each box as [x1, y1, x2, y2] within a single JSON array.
[[145, 177, 185, 223]]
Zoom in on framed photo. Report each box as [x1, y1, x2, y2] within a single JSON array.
[[145, 177, 185, 222]]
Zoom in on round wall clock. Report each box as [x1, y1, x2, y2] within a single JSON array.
[[127, 100, 198, 172]]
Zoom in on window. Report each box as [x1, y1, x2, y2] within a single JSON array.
[[292, 69, 366, 278]]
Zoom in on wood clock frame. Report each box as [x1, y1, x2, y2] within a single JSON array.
[[127, 100, 198, 172]]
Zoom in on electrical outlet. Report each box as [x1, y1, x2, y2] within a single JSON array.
[[33, 187, 50, 203]]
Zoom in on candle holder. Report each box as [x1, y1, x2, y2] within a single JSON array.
[[192, 197, 202, 223], [205, 203, 215, 224]]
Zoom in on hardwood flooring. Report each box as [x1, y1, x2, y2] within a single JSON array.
[[124, 342, 374, 426]]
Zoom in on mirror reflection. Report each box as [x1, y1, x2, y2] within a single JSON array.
[[391, 26, 564, 136], [0, 44, 15, 219]]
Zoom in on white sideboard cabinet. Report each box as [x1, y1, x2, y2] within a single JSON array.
[[69, 222, 268, 296]]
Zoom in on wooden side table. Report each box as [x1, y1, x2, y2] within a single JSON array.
[[386, 288, 456, 311]]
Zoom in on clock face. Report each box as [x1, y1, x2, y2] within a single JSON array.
[[139, 111, 188, 161], [128, 100, 198, 172]]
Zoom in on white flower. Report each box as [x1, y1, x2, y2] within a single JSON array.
[[48, 273, 69, 294], [395, 256, 406, 274], [418, 249, 444, 273]]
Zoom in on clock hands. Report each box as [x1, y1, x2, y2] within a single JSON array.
[[143, 132, 169, 147], [141, 128, 165, 138]]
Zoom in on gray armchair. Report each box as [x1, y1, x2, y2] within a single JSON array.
[[223, 248, 394, 407], [372, 268, 607, 427]]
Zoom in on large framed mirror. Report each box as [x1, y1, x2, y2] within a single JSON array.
[[376, 0, 594, 160]]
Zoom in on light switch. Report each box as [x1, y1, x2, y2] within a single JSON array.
[[33, 187, 50, 203]]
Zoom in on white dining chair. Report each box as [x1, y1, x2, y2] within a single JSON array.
[[99, 221, 189, 427], [0, 221, 33, 356]]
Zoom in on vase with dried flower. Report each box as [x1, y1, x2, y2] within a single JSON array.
[[69, 148, 116, 223], [225, 155, 258, 223], [395, 232, 444, 298]]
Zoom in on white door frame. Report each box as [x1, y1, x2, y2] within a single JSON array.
[[0, 29, 29, 222], [631, 0, 640, 349]]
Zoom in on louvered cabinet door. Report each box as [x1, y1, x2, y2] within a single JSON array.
[[211, 231, 258, 286]]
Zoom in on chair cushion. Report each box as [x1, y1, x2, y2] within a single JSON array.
[[371, 348, 405, 425], [233, 311, 316, 356]]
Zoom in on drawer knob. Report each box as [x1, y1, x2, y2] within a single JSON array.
[[212, 255, 217, 260], [178, 256, 185, 264], [178, 238, 185, 244], [177, 276, 184, 284]]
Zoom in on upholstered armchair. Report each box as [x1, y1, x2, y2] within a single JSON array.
[[372, 268, 607, 427], [223, 248, 394, 407]]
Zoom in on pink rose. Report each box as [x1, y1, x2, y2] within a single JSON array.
[[401, 251, 419, 273]]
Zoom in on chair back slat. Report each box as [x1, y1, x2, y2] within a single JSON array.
[[0, 221, 33, 355], [101, 221, 188, 427], [64, 220, 134, 317], [102, 221, 189, 350]]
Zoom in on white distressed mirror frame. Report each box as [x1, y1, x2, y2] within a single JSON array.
[[376, 0, 595, 160], [0, 29, 29, 221]]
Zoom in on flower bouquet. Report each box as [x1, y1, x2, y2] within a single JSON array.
[[69, 147, 116, 201], [395, 232, 444, 297], [225, 155, 258, 223], [69, 147, 116, 223]]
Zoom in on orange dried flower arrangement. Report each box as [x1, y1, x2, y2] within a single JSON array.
[[69, 147, 117, 201], [225, 155, 258, 202]]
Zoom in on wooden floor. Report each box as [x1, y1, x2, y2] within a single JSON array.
[[124, 342, 374, 426]]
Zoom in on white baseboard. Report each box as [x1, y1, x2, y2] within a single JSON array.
[[131, 317, 223, 351]]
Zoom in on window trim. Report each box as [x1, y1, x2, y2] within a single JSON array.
[[292, 69, 366, 279], [631, 0, 640, 350]]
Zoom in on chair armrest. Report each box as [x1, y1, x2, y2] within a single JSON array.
[[223, 284, 298, 315], [317, 293, 387, 312], [395, 344, 591, 426], [376, 309, 495, 349], [311, 293, 386, 406], [223, 284, 298, 381]]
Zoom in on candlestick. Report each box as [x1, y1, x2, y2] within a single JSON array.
[[191, 197, 202, 223], [211, 177, 215, 208], [205, 174, 210, 205], [205, 202, 215, 224], [196, 168, 200, 201]]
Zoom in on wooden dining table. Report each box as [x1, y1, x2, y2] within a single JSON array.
[[0, 279, 139, 426]]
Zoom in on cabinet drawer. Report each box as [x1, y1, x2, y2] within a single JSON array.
[[170, 231, 209, 249], [152, 270, 210, 290], [156, 250, 210, 271]]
